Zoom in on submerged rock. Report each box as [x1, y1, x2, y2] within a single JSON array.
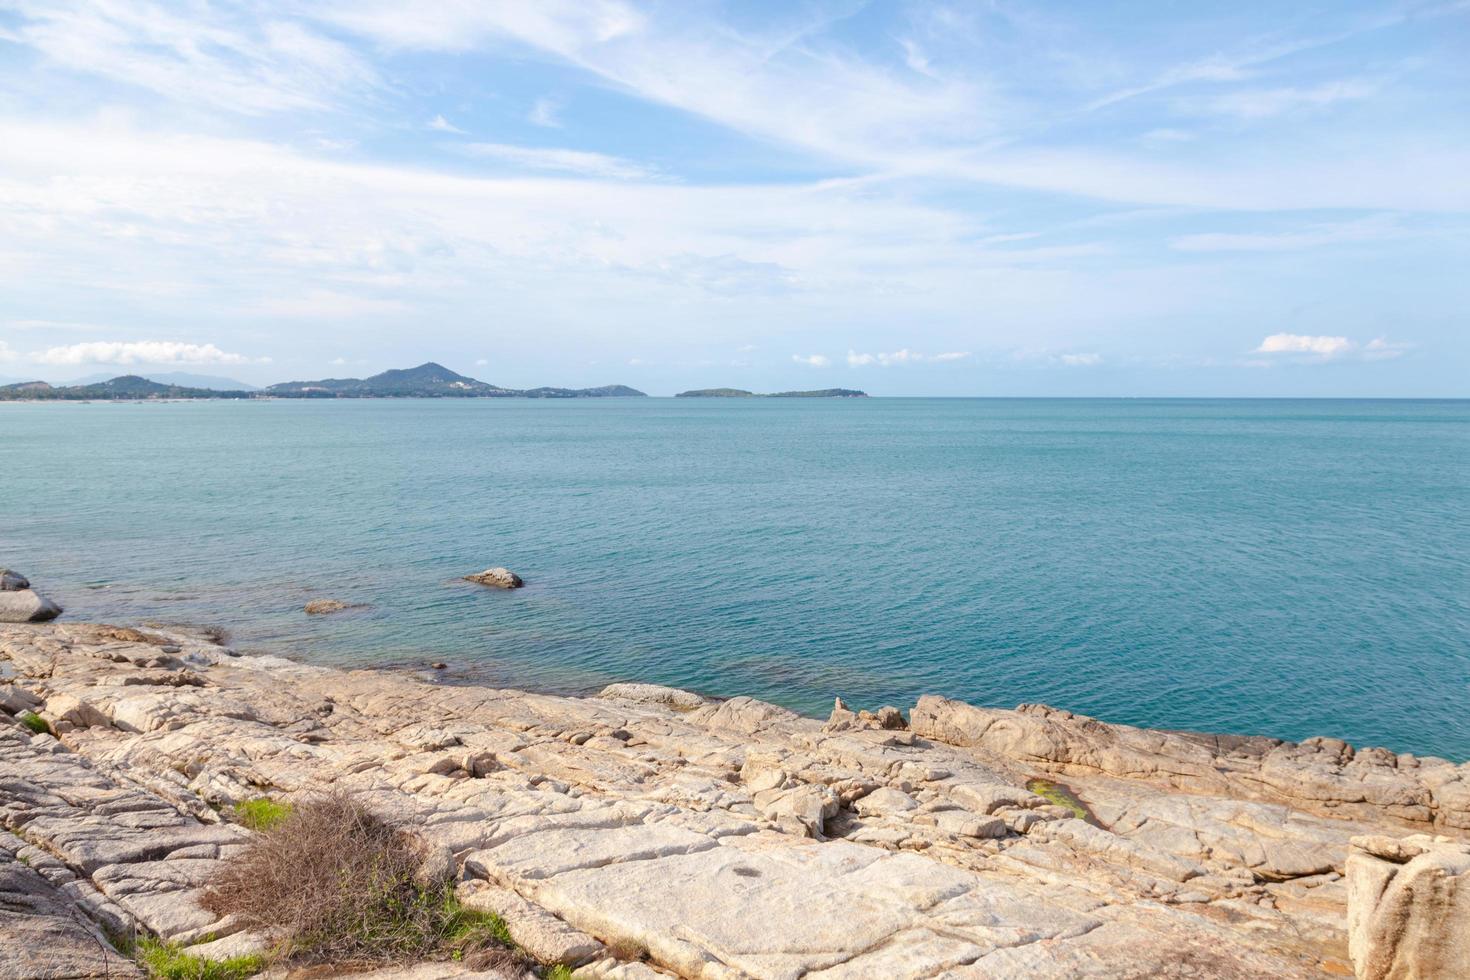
[[304, 598, 361, 615], [464, 567, 524, 589], [0, 588, 62, 623]]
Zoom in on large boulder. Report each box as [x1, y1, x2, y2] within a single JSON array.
[[0, 589, 62, 623], [1347, 834, 1470, 979], [463, 567, 524, 589], [0, 568, 29, 591]]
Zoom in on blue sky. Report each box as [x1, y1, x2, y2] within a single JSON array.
[[0, 1, 1466, 395]]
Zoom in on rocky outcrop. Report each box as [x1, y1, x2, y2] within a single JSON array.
[[1, 620, 1467, 979], [1347, 834, 1470, 979], [911, 697, 1470, 832], [0, 568, 62, 623], [464, 568, 524, 589]]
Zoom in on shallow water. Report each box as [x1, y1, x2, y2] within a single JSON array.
[[3, 397, 1467, 759]]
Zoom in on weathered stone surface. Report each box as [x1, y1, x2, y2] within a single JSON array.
[[0, 837, 140, 978], [2, 619, 1467, 979], [464, 568, 524, 589], [598, 683, 707, 712], [912, 696, 1470, 832], [0, 568, 29, 591], [1347, 833, 1470, 979], [0, 589, 62, 623], [458, 879, 605, 966]]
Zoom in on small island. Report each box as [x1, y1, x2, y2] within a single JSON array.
[[675, 387, 868, 398], [0, 363, 647, 401]]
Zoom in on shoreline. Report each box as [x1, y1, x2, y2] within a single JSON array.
[[3, 616, 1468, 978], [11, 586, 1466, 764]]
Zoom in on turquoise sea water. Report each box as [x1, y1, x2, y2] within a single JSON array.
[[3, 398, 1467, 759]]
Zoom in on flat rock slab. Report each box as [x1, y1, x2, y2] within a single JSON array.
[[496, 833, 1109, 980], [0, 842, 140, 979]]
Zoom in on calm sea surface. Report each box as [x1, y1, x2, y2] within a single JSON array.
[[3, 398, 1467, 759]]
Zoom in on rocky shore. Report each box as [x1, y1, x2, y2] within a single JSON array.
[[3, 615, 1467, 979]]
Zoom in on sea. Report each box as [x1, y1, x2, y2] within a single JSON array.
[[3, 397, 1467, 760]]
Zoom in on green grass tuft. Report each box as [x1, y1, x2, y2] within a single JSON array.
[[231, 797, 292, 832], [18, 711, 49, 735], [136, 938, 264, 979], [544, 965, 575, 980], [440, 895, 514, 952]]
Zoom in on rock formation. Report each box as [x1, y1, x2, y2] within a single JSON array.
[[1347, 834, 1470, 979], [1, 617, 1467, 978], [0, 568, 61, 623], [464, 568, 525, 589]]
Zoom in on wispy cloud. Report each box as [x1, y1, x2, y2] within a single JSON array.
[[0, 341, 17, 364], [529, 96, 563, 128], [3, 0, 375, 113], [1183, 79, 1377, 120], [847, 349, 972, 367], [1255, 333, 1354, 356], [255, 291, 410, 317], [427, 114, 466, 134], [30, 341, 270, 366], [791, 353, 829, 367], [1172, 216, 1408, 252], [1364, 337, 1412, 361], [462, 142, 654, 179], [1060, 352, 1102, 366], [1251, 333, 1415, 363]]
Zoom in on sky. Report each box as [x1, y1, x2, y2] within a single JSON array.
[[0, 1, 1467, 396]]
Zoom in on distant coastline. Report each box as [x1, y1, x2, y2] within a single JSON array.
[[675, 387, 868, 398], [0, 362, 646, 401]]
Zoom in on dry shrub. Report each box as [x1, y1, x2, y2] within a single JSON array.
[[203, 792, 513, 967]]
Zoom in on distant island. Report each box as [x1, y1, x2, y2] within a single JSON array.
[[0, 363, 647, 401], [675, 387, 868, 398]]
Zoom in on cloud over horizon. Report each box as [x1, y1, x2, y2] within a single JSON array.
[[30, 341, 270, 367], [0, 0, 1463, 395]]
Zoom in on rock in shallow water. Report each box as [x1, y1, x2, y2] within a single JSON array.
[[464, 567, 524, 589], [0, 588, 62, 623], [304, 598, 361, 615], [0, 568, 30, 591]]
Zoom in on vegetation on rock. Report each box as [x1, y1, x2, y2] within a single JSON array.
[[136, 938, 264, 980], [18, 710, 49, 734], [204, 793, 523, 969], [230, 797, 292, 832]]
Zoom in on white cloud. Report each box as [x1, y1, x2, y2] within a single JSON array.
[[463, 142, 653, 179], [847, 349, 970, 366], [30, 341, 269, 366], [792, 353, 830, 367], [1255, 333, 1355, 356], [529, 97, 563, 128], [0, 341, 17, 363], [1171, 217, 1403, 253], [428, 114, 466, 134], [2, 1, 376, 114], [1188, 80, 1377, 120], [1364, 337, 1412, 361], [474, 358, 489, 366], [1060, 352, 1102, 366], [255, 291, 410, 317], [329, 357, 348, 365]]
